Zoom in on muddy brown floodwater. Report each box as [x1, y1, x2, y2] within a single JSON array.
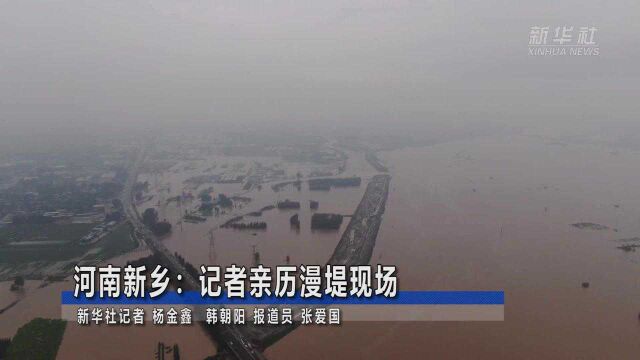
[[136, 151, 375, 271], [2, 137, 640, 359], [267, 136, 640, 359], [0, 152, 371, 359]]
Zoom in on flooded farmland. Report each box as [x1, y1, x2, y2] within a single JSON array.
[[2, 135, 640, 359], [268, 135, 640, 359]]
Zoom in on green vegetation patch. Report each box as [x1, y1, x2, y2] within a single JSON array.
[[0, 245, 87, 264], [0, 223, 93, 264], [0, 223, 94, 245], [4, 318, 67, 360], [92, 222, 137, 259], [0, 222, 136, 265]]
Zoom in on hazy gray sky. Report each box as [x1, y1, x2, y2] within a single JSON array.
[[0, 1, 638, 140]]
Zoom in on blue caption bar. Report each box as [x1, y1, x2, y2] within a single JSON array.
[[62, 291, 504, 305]]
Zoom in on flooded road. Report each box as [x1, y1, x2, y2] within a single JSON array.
[[138, 152, 372, 270]]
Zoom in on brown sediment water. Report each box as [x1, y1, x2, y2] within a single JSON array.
[[3, 137, 640, 358], [56, 323, 217, 360], [267, 136, 640, 359], [0, 152, 367, 358]]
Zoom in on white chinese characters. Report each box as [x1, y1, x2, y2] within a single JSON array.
[[74, 264, 398, 299], [528, 25, 599, 56]]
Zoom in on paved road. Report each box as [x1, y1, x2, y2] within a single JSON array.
[[121, 146, 266, 360], [244, 174, 392, 347]]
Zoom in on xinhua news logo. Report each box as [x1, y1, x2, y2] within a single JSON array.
[[528, 26, 600, 56]]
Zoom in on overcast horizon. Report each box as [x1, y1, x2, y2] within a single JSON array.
[[1, 1, 639, 144]]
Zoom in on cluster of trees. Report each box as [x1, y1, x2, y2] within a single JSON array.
[[200, 193, 213, 203], [199, 202, 216, 215], [311, 213, 343, 230], [222, 221, 267, 230], [271, 180, 302, 192], [174, 252, 199, 281], [1, 318, 66, 359], [277, 199, 300, 209], [290, 214, 300, 228], [199, 187, 214, 200], [220, 215, 243, 228], [127, 253, 161, 269], [105, 210, 123, 222], [142, 208, 172, 236], [10, 276, 24, 291], [308, 177, 361, 191], [183, 213, 206, 223], [216, 193, 233, 208]]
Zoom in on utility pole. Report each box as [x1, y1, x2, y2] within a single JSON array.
[[208, 229, 216, 264], [252, 245, 260, 266], [156, 342, 165, 360]]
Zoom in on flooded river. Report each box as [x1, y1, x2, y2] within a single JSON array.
[[268, 135, 640, 359]]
